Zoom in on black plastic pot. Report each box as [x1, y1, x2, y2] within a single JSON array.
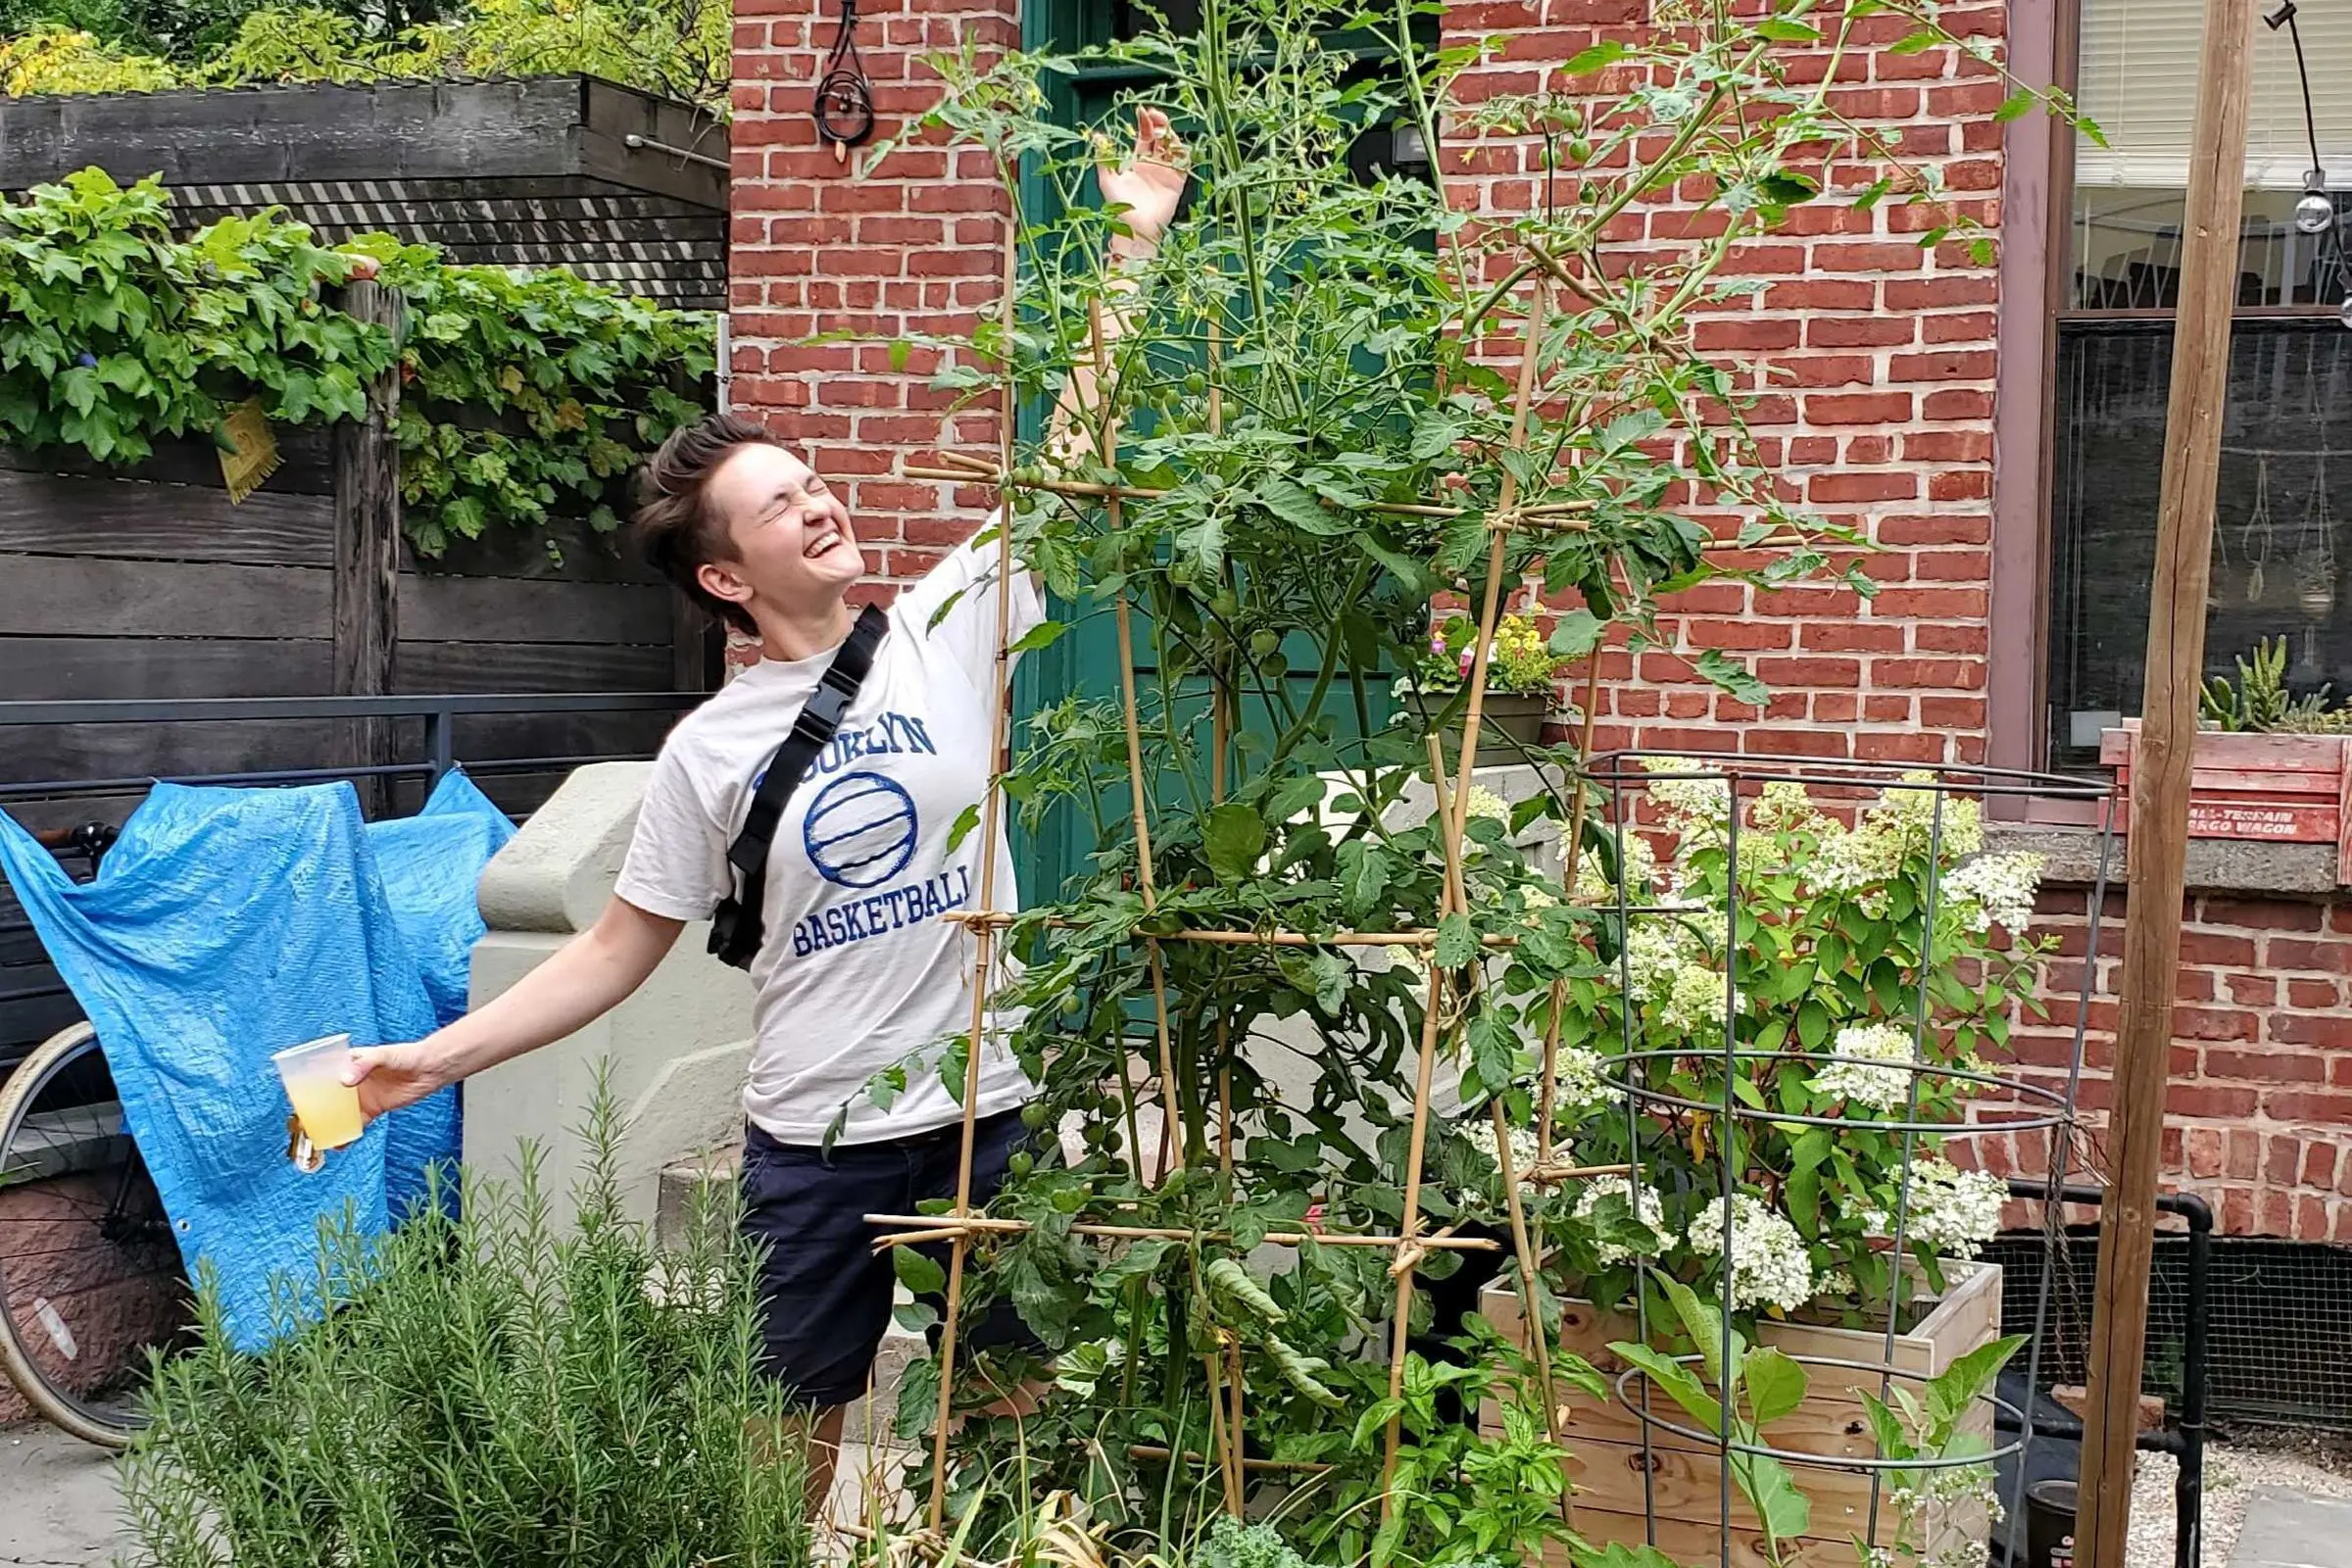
[[2026, 1479, 2079, 1568]]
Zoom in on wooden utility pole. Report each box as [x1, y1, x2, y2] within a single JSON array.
[[2076, 5, 2256, 1565], [331, 277, 404, 812]]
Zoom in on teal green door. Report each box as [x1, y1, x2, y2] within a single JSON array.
[[1006, 0, 1417, 904]]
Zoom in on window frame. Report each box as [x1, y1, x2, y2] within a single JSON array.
[[1992, 0, 2352, 819]]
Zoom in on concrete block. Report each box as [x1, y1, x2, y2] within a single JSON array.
[[2228, 1487, 2352, 1568], [462, 763, 752, 1231]]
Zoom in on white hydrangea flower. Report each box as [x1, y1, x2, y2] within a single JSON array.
[[1810, 1021, 1918, 1108], [1748, 779, 1825, 833], [1462, 1117, 1543, 1193], [1642, 757, 1733, 844], [1548, 1043, 1609, 1109], [1943, 851, 2044, 935], [1866, 1159, 2009, 1258], [1572, 832, 1658, 904], [1814, 1267, 1856, 1303], [1573, 1176, 1672, 1264], [1872, 773, 1984, 859], [1660, 959, 1729, 1034], [1620, 919, 1729, 1035], [1812, 775, 1986, 897], [1810, 818, 1881, 895], [1460, 784, 1512, 827], [1689, 1193, 1816, 1314]]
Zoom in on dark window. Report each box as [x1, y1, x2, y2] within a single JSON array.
[[2047, 318, 2352, 770], [2045, 1, 2352, 768]]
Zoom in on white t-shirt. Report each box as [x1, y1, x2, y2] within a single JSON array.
[[613, 531, 1045, 1145]]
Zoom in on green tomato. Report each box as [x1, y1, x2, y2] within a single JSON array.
[[1007, 1152, 1034, 1178], [1183, 370, 1207, 394], [1021, 1101, 1050, 1130], [1250, 630, 1281, 659]]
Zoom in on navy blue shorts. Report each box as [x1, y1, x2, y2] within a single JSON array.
[[738, 1106, 1041, 1408]]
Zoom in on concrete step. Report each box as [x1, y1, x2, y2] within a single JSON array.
[[659, 1155, 920, 1448]]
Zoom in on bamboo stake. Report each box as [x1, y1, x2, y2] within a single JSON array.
[[1224, 1334, 1247, 1510], [1447, 282, 1549, 854], [864, 1213, 1502, 1251], [1490, 1095, 1573, 1530], [1425, 740, 1568, 1524], [1539, 649, 1610, 1167], [1091, 298, 1189, 1178], [1525, 1160, 1632, 1185], [925, 204, 1024, 1533], [1202, 1346, 1241, 1515], [1382, 947, 1449, 1511], [2077, 7, 2257, 1566], [1209, 320, 1236, 1185]]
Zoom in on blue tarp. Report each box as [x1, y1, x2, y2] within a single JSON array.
[[0, 772, 514, 1350]]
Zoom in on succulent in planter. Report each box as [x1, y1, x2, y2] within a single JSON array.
[[2199, 634, 2352, 733]]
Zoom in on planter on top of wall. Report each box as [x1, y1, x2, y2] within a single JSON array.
[[2102, 721, 2352, 882]]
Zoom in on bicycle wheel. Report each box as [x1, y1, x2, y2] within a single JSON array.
[[0, 1021, 192, 1446]]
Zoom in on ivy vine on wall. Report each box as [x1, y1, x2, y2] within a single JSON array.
[[0, 168, 714, 559]]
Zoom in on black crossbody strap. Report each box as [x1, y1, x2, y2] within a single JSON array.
[[707, 603, 890, 970]]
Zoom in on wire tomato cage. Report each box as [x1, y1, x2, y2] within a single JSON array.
[[1583, 752, 2119, 1567]]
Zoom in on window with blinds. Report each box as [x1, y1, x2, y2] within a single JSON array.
[[2077, 0, 2352, 190], [2072, 0, 2351, 310], [2049, 6, 2352, 772]]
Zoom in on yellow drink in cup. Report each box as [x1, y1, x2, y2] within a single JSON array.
[[271, 1034, 366, 1152]]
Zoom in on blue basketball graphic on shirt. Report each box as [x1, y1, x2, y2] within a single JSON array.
[[803, 770, 920, 888]]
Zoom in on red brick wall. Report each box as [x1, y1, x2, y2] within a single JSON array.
[[729, 0, 2352, 1242], [1441, 0, 2008, 771], [728, 0, 1018, 613], [1950, 887, 2352, 1245]]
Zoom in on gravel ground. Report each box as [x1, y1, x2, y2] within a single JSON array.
[[2125, 1433, 2352, 1568]]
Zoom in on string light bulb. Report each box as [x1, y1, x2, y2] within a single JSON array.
[[2296, 173, 2335, 234]]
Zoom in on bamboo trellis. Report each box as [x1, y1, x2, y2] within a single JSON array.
[[894, 215, 1620, 1536]]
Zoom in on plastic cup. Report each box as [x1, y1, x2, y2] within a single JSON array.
[[271, 1034, 365, 1152]]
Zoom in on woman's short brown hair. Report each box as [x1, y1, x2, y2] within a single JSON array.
[[632, 413, 783, 635]]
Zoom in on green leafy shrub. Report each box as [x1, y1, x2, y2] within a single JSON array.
[[119, 1102, 809, 1568], [1, 0, 730, 112], [0, 169, 712, 557], [848, 1, 2081, 1563], [352, 232, 714, 554], [0, 168, 388, 462]]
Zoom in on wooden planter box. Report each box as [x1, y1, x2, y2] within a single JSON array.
[[2101, 722, 2352, 882], [1478, 1261, 2002, 1568]]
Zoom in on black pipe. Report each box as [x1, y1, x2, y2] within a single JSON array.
[[2004, 1179, 2211, 1568]]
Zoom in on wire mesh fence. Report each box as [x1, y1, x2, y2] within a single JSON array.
[[1987, 1229, 2352, 1428]]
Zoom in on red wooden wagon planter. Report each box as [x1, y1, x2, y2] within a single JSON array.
[[2101, 721, 2352, 882]]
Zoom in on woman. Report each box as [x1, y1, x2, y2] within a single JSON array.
[[344, 106, 1190, 1497]]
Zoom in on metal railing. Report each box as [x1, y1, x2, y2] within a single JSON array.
[[0, 692, 707, 802]]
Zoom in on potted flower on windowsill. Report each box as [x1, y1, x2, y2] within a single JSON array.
[[1395, 611, 1566, 763]]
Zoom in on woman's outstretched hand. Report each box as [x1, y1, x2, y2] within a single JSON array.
[[1098, 105, 1190, 251]]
